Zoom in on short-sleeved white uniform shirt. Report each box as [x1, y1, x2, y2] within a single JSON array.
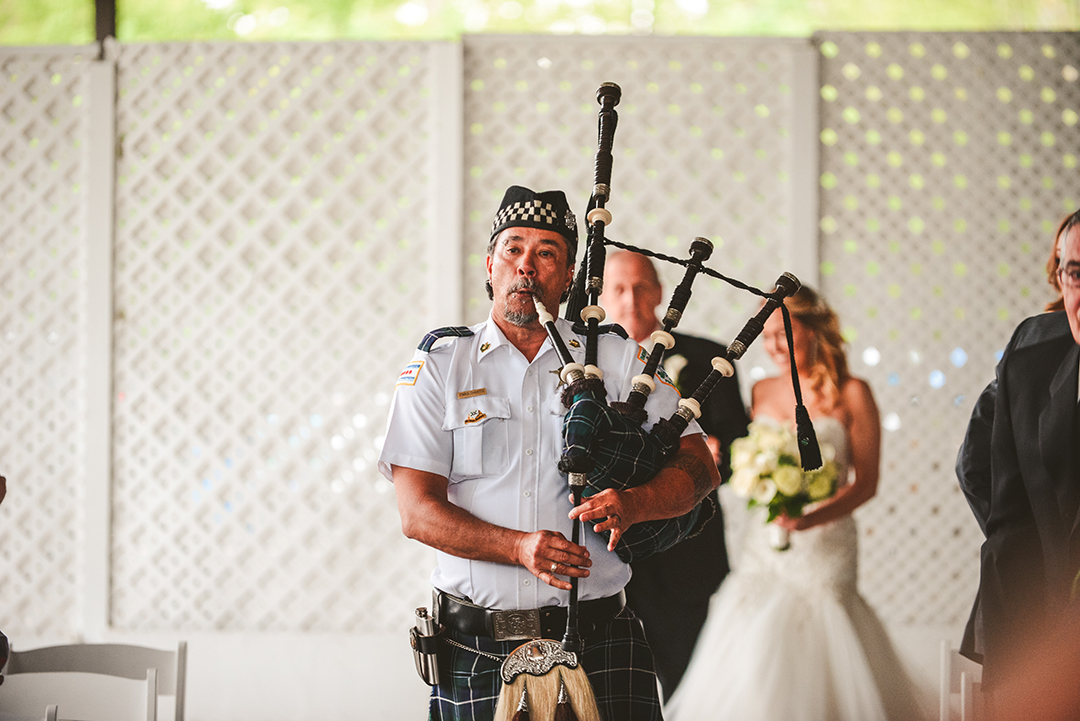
[[378, 315, 701, 610]]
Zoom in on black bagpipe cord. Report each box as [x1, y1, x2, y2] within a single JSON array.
[[781, 303, 824, 471]]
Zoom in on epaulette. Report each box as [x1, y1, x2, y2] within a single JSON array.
[[418, 326, 474, 352], [571, 322, 629, 340]]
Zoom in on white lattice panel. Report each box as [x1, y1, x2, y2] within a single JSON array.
[[462, 36, 812, 390], [0, 49, 90, 639], [110, 41, 437, 631], [816, 31, 1080, 625]]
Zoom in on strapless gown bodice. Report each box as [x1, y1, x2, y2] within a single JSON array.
[[736, 415, 858, 597]]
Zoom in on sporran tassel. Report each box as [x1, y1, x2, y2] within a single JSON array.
[[510, 680, 530, 721], [553, 672, 580, 721]]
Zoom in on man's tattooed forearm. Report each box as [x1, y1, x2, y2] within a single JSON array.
[[667, 452, 712, 500]]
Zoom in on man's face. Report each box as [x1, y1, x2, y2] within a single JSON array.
[[602, 253, 663, 343], [486, 227, 574, 328], [1061, 225, 1080, 344]]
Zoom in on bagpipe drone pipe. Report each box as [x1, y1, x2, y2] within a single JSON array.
[[552, 82, 824, 568], [493, 82, 827, 721]]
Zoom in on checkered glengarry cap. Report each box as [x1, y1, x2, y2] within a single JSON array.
[[489, 186, 578, 260]]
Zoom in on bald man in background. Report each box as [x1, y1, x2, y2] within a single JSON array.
[[601, 250, 750, 700]]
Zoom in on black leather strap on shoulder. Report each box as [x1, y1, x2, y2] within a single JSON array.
[[418, 326, 474, 352], [570, 322, 629, 340]]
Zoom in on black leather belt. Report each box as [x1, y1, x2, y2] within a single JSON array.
[[435, 590, 625, 642]]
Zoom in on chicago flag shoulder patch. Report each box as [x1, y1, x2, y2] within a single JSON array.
[[397, 360, 425, 386]]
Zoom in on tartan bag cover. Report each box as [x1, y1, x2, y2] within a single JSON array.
[[560, 393, 714, 563]]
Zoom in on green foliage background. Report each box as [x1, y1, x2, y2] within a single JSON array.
[[0, 0, 1078, 45]]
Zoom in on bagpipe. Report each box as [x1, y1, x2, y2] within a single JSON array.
[[552, 82, 821, 565], [494, 82, 823, 721]]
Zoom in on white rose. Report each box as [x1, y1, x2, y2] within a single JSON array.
[[758, 426, 785, 453], [745, 421, 766, 439], [752, 478, 777, 504], [732, 448, 754, 471], [730, 468, 759, 498], [663, 354, 689, 388], [753, 451, 780, 476]]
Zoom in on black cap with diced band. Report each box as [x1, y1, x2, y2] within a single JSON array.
[[489, 186, 578, 261]]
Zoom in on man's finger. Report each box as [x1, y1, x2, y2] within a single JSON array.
[[607, 526, 622, 552], [546, 575, 572, 591], [571, 502, 608, 522], [546, 537, 590, 560]]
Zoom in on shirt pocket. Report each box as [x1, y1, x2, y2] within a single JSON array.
[[443, 396, 512, 480]]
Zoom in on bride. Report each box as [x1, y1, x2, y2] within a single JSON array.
[[665, 286, 924, 721]]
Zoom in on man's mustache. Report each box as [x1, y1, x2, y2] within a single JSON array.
[[507, 278, 540, 296]]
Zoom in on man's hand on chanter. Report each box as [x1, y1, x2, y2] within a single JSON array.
[[570, 488, 633, 552]]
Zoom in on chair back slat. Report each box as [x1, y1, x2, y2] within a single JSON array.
[[146, 667, 158, 721], [173, 642, 186, 721], [939, 640, 983, 721], [6, 644, 177, 691]]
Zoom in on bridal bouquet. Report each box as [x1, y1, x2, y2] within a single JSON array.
[[729, 421, 839, 550]]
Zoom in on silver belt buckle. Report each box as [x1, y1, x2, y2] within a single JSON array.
[[491, 608, 542, 641]]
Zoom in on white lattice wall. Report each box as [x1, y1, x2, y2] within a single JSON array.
[[1, 33, 1076, 645], [0, 48, 91, 638], [108, 41, 444, 632], [816, 31, 1080, 626]]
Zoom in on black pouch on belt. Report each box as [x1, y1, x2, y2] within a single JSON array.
[[410, 606, 442, 686]]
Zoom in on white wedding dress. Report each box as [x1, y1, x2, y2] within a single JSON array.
[[665, 416, 924, 721]]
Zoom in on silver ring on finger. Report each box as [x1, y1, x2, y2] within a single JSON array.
[[550, 561, 559, 573]]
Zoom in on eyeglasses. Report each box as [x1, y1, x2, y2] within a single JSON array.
[[1059, 267, 1080, 290]]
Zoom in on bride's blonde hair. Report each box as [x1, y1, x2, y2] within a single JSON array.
[[785, 286, 850, 411]]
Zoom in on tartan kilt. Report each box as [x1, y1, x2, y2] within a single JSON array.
[[560, 395, 713, 563], [429, 605, 661, 721]]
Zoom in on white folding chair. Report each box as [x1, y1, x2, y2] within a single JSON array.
[[0, 642, 186, 721], [939, 640, 983, 721]]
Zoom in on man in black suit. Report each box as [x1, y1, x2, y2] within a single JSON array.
[[957, 209, 1080, 704], [602, 250, 750, 700]]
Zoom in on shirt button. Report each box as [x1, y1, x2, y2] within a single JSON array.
[[524, 579, 531, 586], [525, 448, 534, 456], [524, 490, 531, 497], [526, 405, 534, 412]]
